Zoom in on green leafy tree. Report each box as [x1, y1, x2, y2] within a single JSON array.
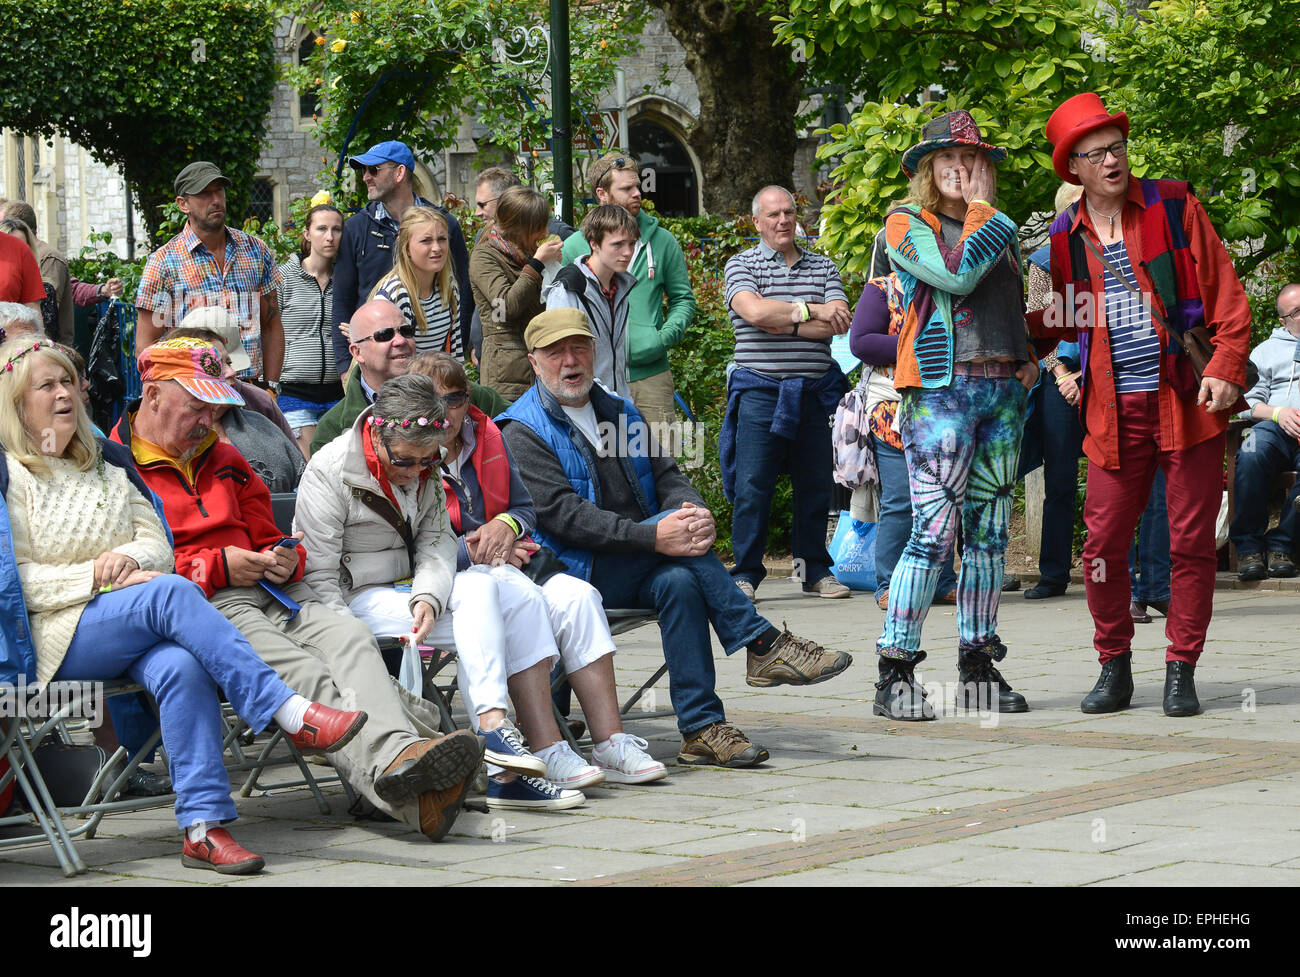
[[1098, 0, 1300, 297], [284, 0, 647, 201], [0, 0, 277, 240], [775, 0, 1102, 272]]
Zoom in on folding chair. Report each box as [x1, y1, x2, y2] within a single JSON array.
[[0, 679, 162, 876], [550, 609, 675, 751]]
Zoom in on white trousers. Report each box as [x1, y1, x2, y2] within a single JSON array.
[[348, 564, 616, 730]]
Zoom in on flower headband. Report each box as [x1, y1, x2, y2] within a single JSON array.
[[369, 414, 450, 430], [3, 340, 54, 372]]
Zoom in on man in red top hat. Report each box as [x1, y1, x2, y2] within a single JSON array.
[[1033, 92, 1251, 718]]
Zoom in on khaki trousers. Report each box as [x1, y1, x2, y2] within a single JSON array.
[[210, 582, 427, 829], [630, 368, 678, 440]]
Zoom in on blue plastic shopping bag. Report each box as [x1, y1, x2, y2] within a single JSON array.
[[829, 511, 877, 591]]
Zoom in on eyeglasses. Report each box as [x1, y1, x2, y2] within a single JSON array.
[[1071, 140, 1129, 166], [440, 390, 470, 408], [1280, 307, 1300, 323], [383, 440, 440, 469], [355, 323, 416, 344], [474, 196, 498, 211]]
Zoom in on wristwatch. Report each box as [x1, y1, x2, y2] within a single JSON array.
[[266, 380, 283, 396]]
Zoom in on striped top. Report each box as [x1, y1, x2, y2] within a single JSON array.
[[374, 275, 462, 358], [725, 241, 846, 379], [1100, 239, 1161, 393], [277, 255, 338, 393]]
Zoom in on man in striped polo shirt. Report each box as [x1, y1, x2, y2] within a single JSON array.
[[722, 186, 852, 602]]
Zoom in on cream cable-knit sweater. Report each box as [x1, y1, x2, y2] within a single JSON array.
[[6, 454, 173, 684]]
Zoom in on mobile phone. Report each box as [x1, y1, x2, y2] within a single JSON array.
[[272, 537, 299, 549]]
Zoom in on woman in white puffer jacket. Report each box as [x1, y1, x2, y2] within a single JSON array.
[[294, 373, 663, 812]]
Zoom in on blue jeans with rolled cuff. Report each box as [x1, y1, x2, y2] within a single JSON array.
[[53, 574, 295, 830]]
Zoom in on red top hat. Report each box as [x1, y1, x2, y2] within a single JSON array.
[[1045, 93, 1130, 185]]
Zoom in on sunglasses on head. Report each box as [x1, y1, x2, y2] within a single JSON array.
[[356, 323, 417, 344], [440, 390, 469, 408]]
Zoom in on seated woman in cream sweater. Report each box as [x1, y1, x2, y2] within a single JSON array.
[[0, 337, 365, 876]]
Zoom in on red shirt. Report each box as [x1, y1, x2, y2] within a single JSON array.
[[0, 233, 46, 306], [1029, 177, 1251, 470]]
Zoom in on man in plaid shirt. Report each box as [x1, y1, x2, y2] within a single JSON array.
[[136, 162, 284, 388]]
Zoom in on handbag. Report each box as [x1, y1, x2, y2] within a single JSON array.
[[518, 541, 568, 587]]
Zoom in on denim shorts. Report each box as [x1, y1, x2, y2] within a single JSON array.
[[278, 394, 338, 432]]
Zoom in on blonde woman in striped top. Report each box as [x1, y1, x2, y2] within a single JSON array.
[[369, 206, 461, 359]]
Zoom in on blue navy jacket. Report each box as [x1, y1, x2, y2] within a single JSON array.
[[497, 381, 659, 581], [718, 363, 849, 503]]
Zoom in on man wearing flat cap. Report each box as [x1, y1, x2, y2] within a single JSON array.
[[135, 162, 284, 392], [112, 337, 485, 842], [330, 140, 473, 377], [1032, 92, 1252, 717], [499, 308, 853, 769]]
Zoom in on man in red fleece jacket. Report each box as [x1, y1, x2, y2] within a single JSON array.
[[112, 337, 482, 841]]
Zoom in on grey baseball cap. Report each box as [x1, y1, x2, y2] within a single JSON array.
[[175, 161, 231, 197]]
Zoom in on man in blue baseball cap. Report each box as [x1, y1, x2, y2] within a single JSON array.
[[331, 140, 474, 378]]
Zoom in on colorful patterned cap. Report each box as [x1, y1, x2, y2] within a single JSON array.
[[901, 110, 1008, 178], [138, 338, 245, 406]]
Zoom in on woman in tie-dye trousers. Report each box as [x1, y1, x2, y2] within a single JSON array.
[[872, 110, 1039, 721]]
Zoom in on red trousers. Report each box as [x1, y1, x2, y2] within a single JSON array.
[[1082, 392, 1224, 665]]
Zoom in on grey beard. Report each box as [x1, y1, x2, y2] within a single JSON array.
[[543, 377, 593, 407]]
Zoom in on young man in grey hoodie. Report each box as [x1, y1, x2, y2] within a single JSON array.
[[545, 204, 638, 401], [1232, 283, 1300, 580]]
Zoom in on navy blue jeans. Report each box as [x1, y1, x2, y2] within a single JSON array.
[[593, 527, 769, 734], [1036, 378, 1084, 587], [873, 435, 957, 602], [1128, 467, 1171, 603], [730, 386, 835, 588], [1229, 420, 1300, 558]]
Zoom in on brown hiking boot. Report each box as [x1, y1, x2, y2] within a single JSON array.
[[417, 774, 473, 842], [677, 722, 769, 768], [746, 627, 852, 688], [375, 730, 484, 807]]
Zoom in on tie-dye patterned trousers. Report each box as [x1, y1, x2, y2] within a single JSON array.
[[877, 375, 1027, 660]]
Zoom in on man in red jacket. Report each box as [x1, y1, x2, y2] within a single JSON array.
[[1034, 93, 1251, 717], [112, 337, 483, 840]]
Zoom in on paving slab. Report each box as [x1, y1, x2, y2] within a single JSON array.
[[5, 580, 1299, 888]]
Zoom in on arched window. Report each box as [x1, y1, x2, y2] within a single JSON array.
[[298, 32, 321, 121], [629, 119, 698, 218]]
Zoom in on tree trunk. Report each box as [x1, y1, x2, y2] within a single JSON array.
[[650, 1, 803, 215]]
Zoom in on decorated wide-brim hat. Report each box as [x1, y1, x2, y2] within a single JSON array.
[[901, 110, 1008, 178]]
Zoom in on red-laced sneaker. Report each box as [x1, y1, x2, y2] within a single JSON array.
[[181, 828, 265, 875]]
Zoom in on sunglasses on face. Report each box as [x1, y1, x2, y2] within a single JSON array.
[[355, 323, 417, 344], [440, 390, 470, 408], [383, 440, 440, 469], [361, 163, 394, 176]]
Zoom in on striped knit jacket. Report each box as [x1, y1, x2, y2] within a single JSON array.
[[884, 201, 1021, 390]]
